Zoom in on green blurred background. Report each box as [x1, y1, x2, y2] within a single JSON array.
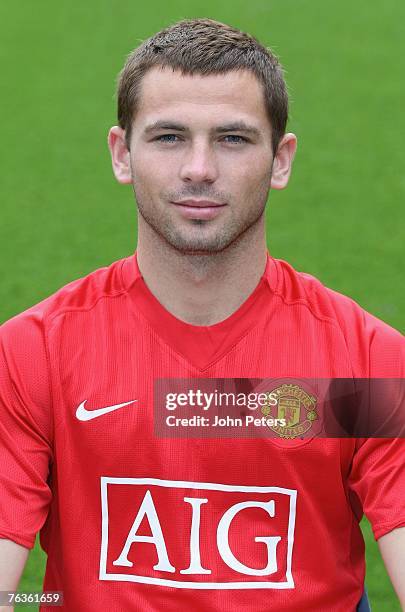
[[0, 0, 403, 609]]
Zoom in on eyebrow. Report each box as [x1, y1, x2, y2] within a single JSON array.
[[214, 122, 261, 137], [144, 121, 187, 133], [143, 120, 261, 138]]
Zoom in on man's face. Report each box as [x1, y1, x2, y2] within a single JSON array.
[[126, 67, 275, 254]]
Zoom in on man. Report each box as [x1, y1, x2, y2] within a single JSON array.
[[0, 18, 404, 611]]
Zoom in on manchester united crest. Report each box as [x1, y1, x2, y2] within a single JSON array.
[[261, 384, 318, 439]]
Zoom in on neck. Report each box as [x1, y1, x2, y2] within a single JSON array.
[[136, 217, 268, 326]]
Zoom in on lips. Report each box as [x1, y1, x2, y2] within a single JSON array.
[[171, 199, 227, 221], [172, 200, 226, 208]]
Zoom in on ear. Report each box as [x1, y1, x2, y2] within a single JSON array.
[[108, 126, 132, 184], [270, 133, 297, 190]]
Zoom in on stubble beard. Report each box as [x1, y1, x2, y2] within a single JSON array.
[[133, 182, 271, 256]]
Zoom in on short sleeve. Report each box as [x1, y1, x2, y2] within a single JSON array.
[[348, 315, 405, 540], [0, 309, 53, 549], [349, 437, 405, 539]]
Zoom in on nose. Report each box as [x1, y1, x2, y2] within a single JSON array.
[[179, 141, 219, 184]]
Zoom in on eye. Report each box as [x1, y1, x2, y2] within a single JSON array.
[[155, 134, 181, 143], [222, 135, 248, 144]]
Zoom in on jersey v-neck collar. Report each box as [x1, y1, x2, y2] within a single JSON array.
[[121, 252, 277, 371]]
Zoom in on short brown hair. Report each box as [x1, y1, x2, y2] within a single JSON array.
[[116, 18, 289, 155]]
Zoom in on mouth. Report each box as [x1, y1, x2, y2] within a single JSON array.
[[171, 200, 227, 221]]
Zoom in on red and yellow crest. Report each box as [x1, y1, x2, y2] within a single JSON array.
[[262, 384, 318, 439]]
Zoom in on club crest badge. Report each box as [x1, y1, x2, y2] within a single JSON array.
[[261, 384, 318, 439]]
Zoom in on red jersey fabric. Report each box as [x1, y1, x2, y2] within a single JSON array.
[[0, 253, 404, 611]]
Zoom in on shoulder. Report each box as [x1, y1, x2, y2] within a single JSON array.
[[0, 256, 134, 426], [267, 257, 404, 376], [1, 255, 132, 337], [0, 255, 133, 382]]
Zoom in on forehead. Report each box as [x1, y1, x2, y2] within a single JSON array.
[[135, 66, 271, 132]]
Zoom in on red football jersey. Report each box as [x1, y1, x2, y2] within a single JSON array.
[[0, 253, 404, 611]]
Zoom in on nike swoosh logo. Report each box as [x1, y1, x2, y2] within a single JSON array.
[[75, 399, 137, 421]]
